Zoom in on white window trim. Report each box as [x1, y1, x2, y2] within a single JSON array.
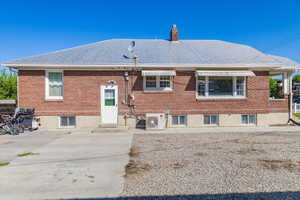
[[196, 76, 246, 99], [45, 70, 64, 100], [241, 114, 257, 125], [58, 116, 76, 128], [143, 76, 173, 92]]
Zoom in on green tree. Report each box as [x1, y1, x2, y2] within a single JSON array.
[[0, 69, 17, 100], [269, 78, 283, 99], [293, 74, 300, 84]]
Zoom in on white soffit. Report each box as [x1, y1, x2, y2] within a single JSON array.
[[142, 70, 176, 76], [195, 70, 255, 77]]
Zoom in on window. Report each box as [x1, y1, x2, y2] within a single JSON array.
[[159, 76, 171, 88], [46, 71, 63, 100], [60, 116, 76, 128], [144, 76, 173, 91], [197, 76, 245, 98], [104, 89, 115, 106], [204, 114, 219, 125], [172, 115, 186, 125], [209, 77, 233, 96], [145, 76, 157, 88], [197, 77, 206, 97], [241, 114, 256, 125], [236, 77, 245, 96]]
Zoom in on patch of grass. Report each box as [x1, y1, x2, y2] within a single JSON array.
[[294, 113, 300, 119], [17, 152, 40, 157], [0, 162, 9, 166]]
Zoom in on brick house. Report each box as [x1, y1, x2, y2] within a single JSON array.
[[3, 25, 299, 129]]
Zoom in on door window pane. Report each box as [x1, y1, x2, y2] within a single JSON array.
[[105, 89, 115, 106]]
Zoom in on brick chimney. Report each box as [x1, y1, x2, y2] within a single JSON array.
[[170, 24, 179, 41]]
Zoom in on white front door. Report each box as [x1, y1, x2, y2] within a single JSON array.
[[101, 85, 118, 124]]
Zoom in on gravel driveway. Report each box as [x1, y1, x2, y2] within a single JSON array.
[[122, 131, 300, 199]]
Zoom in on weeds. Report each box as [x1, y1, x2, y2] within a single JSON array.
[[0, 162, 9, 167], [17, 152, 40, 157], [236, 147, 266, 155], [125, 160, 152, 176], [258, 159, 300, 172]]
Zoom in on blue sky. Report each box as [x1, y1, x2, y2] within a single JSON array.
[[1, 0, 300, 66]]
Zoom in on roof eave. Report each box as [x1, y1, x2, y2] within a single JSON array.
[[3, 63, 283, 71]]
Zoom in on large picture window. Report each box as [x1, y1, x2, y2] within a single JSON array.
[[209, 77, 233, 96], [46, 71, 63, 100], [197, 76, 245, 98]]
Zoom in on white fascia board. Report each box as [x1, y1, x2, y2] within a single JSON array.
[[3, 63, 282, 71]]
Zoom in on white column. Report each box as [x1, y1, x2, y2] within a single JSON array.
[[283, 72, 289, 95]]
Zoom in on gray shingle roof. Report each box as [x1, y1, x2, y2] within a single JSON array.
[[4, 39, 299, 68]]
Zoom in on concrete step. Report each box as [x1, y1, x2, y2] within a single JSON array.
[[91, 127, 129, 134]]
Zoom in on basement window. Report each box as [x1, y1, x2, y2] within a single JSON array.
[[204, 114, 219, 125], [241, 114, 256, 125], [172, 115, 187, 125], [60, 116, 76, 128]]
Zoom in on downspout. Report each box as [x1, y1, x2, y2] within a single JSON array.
[[289, 72, 293, 120], [123, 71, 129, 127]]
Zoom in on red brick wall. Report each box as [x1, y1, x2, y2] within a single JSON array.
[[18, 70, 288, 116]]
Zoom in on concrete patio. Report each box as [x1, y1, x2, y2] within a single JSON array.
[[0, 131, 132, 200]]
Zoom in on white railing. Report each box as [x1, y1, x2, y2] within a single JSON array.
[[293, 103, 300, 113]]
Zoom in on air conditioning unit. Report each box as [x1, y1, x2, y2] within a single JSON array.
[[146, 113, 166, 130]]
